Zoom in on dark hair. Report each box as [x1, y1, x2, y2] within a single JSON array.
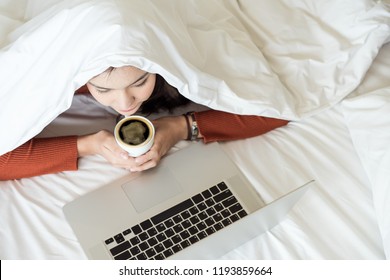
[[102, 67, 190, 115], [139, 74, 191, 115]]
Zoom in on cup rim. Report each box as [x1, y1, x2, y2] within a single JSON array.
[[115, 116, 154, 148]]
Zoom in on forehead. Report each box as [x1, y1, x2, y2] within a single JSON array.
[[89, 66, 146, 89]]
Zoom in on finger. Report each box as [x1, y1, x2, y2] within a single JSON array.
[[134, 149, 158, 166], [131, 159, 159, 172]]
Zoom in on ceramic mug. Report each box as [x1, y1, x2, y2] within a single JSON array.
[[114, 116, 155, 157]]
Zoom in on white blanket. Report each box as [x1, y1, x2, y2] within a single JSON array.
[[0, 0, 389, 155], [342, 41, 390, 257]]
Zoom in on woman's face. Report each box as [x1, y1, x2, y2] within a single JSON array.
[[87, 66, 156, 115]]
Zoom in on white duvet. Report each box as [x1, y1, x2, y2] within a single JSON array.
[[0, 0, 389, 155]]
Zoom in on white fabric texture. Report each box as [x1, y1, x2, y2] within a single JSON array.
[[342, 42, 390, 257], [0, 0, 389, 155]]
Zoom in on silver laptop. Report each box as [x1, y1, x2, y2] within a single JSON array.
[[63, 142, 312, 260]]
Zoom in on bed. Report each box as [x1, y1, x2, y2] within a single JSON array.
[[1, 0, 389, 260]]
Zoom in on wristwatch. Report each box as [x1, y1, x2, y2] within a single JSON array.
[[185, 111, 199, 141]]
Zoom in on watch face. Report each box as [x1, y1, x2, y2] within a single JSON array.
[[191, 121, 198, 141]]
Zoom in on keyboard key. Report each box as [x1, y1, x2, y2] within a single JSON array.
[[192, 194, 204, 204], [163, 239, 173, 248], [122, 229, 132, 236], [147, 228, 158, 236], [139, 241, 149, 251], [204, 217, 214, 226], [114, 233, 125, 244], [189, 206, 199, 215], [163, 249, 174, 258], [197, 231, 207, 240], [130, 236, 140, 246], [151, 199, 194, 225], [156, 223, 166, 232], [206, 208, 216, 216], [214, 203, 223, 212], [221, 209, 230, 218], [155, 253, 164, 260], [180, 230, 190, 239], [173, 215, 183, 223], [165, 228, 175, 238], [190, 216, 200, 225], [180, 240, 191, 249], [214, 223, 223, 231], [140, 220, 153, 230], [181, 220, 191, 229], [130, 246, 141, 256], [164, 219, 174, 228], [148, 237, 158, 247], [205, 227, 216, 235], [213, 213, 223, 222], [154, 244, 165, 253], [173, 224, 184, 233], [217, 182, 228, 191], [171, 235, 182, 244], [238, 210, 248, 218], [189, 236, 199, 244], [205, 198, 215, 207], [230, 214, 240, 222], [222, 197, 238, 208], [110, 241, 131, 256], [197, 202, 207, 211], [181, 210, 191, 219], [139, 232, 149, 241], [132, 225, 142, 235], [105, 238, 114, 245], [156, 233, 166, 242], [229, 203, 243, 213], [172, 245, 182, 253], [214, 189, 233, 203], [136, 253, 147, 260], [188, 226, 198, 235], [196, 222, 207, 231], [114, 250, 131, 260], [222, 218, 232, 227], [146, 248, 156, 258], [202, 189, 212, 199], [198, 211, 208, 220], [210, 185, 219, 195]]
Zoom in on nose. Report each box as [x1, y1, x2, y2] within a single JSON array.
[[117, 89, 134, 111]]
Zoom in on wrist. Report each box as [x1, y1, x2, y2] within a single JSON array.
[[77, 135, 89, 157], [77, 133, 98, 157], [184, 112, 200, 141]]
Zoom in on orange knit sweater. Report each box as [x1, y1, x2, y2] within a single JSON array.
[[0, 110, 287, 180]]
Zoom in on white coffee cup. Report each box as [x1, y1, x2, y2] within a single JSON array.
[[114, 116, 155, 157]]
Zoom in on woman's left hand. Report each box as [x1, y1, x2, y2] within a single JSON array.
[[129, 115, 188, 172]]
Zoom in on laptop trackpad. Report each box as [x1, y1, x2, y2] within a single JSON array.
[[121, 167, 182, 213]]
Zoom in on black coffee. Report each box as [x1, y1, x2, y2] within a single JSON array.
[[119, 120, 149, 145]]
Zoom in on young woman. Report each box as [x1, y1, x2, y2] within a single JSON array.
[[0, 66, 288, 180]]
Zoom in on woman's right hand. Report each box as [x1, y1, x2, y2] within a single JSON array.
[[77, 130, 136, 170]]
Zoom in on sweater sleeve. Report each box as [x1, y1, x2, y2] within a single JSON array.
[[0, 136, 78, 180], [194, 110, 289, 143]]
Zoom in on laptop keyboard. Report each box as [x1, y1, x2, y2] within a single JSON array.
[[104, 181, 248, 260]]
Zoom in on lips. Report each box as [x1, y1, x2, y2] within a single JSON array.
[[120, 105, 138, 114]]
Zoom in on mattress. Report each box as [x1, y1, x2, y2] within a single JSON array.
[[1, 0, 390, 260]]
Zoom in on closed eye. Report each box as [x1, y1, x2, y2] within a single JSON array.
[[134, 75, 149, 87], [95, 88, 110, 94]]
